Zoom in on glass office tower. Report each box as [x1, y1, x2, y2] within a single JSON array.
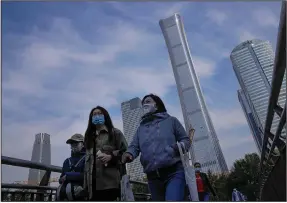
[[121, 97, 145, 180], [238, 89, 263, 152], [28, 133, 51, 184], [230, 40, 286, 152]]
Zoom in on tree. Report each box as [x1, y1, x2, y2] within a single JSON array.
[[207, 153, 260, 201], [207, 171, 230, 201], [226, 153, 260, 201]]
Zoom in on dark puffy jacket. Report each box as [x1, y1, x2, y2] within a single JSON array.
[[59, 148, 86, 185]]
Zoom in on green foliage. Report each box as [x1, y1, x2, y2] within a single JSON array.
[[208, 172, 230, 201], [227, 153, 260, 201], [208, 153, 260, 201]]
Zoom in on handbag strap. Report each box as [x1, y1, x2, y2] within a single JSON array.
[[69, 155, 86, 172]]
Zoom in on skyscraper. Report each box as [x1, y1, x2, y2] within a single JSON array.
[[28, 133, 51, 184], [159, 14, 228, 173], [238, 89, 263, 152], [121, 97, 145, 180], [230, 39, 286, 152]]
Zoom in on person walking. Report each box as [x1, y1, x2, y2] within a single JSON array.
[[57, 134, 86, 201], [83, 106, 128, 201], [122, 94, 191, 201], [194, 162, 216, 201]]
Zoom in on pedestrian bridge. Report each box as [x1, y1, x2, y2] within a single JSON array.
[[1, 155, 151, 201], [259, 1, 286, 201]]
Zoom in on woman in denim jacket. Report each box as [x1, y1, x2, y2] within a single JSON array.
[[122, 94, 191, 201]]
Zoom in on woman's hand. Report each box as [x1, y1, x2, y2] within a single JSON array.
[[121, 152, 133, 163], [60, 175, 66, 183], [97, 153, 112, 164]]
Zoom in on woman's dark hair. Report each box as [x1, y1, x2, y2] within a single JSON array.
[[142, 94, 167, 113], [84, 106, 115, 149]]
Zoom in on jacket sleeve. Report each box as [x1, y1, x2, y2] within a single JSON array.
[[64, 156, 85, 182], [126, 128, 141, 159], [65, 172, 84, 182], [172, 117, 191, 154], [110, 128, 128, 164], [203, 173, 216, 196], [59, 159, 69, 184]]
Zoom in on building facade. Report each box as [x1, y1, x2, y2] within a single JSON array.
[[159, 14, 228, 173], [230, 39, 286, 152], [28, 133, 51, 184], [238, 89, 263, 152], [121, 97, 145, 181]]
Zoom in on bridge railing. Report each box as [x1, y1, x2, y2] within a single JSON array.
[[259, 1, 286, 201], [1, 156, 151, 201]]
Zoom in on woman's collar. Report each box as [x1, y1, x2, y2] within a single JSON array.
[[96, 125, 109, 134]]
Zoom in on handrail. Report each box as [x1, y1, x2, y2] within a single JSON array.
[[260, 0, 286, 171], [260, 1, 286, 161], [2, 183, 57, 190], [259, 1, 286, 200], [1, 155, 148, 186], [1, 156, 62, 173]]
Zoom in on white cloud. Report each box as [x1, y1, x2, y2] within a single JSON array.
[[193, 56, 216, 77], [3, 2, 275, 182], [206, 9, 227, 25], [154, 2, 187, 19], [110, 2, 188, 24], [253, 8, 279, 27], [210, 108, 247, 131], [219, 133, 253, 149], [186, 32, 230, 60], [239, 30, 256, 42], [2, 17, 173, 158]]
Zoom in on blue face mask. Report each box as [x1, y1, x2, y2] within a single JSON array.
[[195, 167, 201, 173], [92, 114, 105, 125]]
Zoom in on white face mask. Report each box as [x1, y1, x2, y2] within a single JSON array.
[[143, 103, 157, 115], [71, 142, 84, 153]]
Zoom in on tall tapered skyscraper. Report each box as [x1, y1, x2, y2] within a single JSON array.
[[121, 97, 145, 180], [159, 14, 228, 173], [28, 133, 51, 184], [230, 39, 286, 152]]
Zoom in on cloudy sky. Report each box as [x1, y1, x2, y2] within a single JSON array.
[[2, 1, 282, 183]]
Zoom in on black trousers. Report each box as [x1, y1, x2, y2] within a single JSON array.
[[91, 188, 120, 201]]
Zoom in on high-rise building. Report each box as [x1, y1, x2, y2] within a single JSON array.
[[238, 89, 263, 152], [159, 14, 228, 173], [230, 39, 286, 152], [121, 97, 145, 180], [28, 133, 51, 184]]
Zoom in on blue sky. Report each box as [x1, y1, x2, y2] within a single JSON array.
[[2, 1, 282, 183]]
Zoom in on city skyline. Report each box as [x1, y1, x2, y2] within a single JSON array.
[[28, 133, 51, 184], [2, 1, 281, 183], [160, 14, 228, 173], [230, 39, 286, 153], [121, 97, 145, 180]]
